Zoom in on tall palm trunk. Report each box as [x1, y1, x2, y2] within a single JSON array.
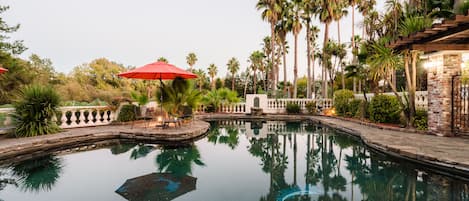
[[293, 30, 299, 98], [283, 43, 288, 97], [231, 74, 235, 91], [270, 23, 276, 96], [312, 48, 316, 98], [323, 22, 330, 99], [253, 70, 257, 94], [352, 5, 357, 93], [337, 19, 346, 90], [306, 21, 312, 98]]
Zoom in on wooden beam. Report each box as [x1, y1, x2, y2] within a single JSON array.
[[411, 44, 469, 51]]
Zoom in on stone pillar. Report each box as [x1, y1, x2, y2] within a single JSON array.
[[427, 52, 462, 136]]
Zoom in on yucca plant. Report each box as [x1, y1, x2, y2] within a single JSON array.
[[11, 85, 61, 137]]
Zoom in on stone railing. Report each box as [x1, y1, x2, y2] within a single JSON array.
[[196, 97, 333, 114], [0, 106, 116, 131], [354, 91, 428, 109]]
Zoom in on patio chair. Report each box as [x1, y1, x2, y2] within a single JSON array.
[[178, 106, 193, 124], [131, 106, 155, 129]]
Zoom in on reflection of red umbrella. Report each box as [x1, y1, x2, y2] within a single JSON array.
[[115, 173, 197, 201], [118, 61, 197, 116], [0, 67, 7, 74]]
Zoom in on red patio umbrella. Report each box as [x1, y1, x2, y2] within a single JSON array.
[[118, 61, 197, 117], [0, 67, 7, 74]]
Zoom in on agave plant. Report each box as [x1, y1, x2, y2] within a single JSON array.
[[11, 85, 61, 137]]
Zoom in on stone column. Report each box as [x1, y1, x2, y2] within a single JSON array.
[[427, 52, 462, 136]]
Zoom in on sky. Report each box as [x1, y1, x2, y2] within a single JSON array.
[[2, 0, 384, 81]]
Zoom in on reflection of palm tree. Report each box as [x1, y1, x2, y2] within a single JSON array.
[[130, 145, 155, 160], [207, 122, 240, 149], [11, 155, 63, 192], [156, 144, 205, 178], [110, 143, 137, 155]]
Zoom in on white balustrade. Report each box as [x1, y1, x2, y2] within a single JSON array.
[[0, 106, 117, 131]]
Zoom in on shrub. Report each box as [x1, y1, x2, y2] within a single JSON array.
[[286, 103, 301, 114], [305, 101, 316, 115], [11, 85, 61, 138], [117, 104, 139, 122], [368, 95, 401, 123], [348, 99, 362, 117], [355, 100, 369, 119], [414, 109, 428, 130], [333, 89, 355, 117]]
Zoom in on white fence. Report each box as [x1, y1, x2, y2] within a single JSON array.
[[354, 91, 428, 109], [196, 95, 333, 114], [0, 106, 116, 131]]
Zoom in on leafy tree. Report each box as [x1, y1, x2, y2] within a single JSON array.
[[0, 6, 26, 55], [156, 77, 201, 116]]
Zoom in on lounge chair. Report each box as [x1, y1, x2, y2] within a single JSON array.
[[178, 106, 193, 123]]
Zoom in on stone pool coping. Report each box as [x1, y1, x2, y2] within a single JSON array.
[[197, 113, 469, 177], [0, 120, 210, 162]]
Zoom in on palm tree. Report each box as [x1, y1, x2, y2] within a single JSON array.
[[249, 51, 265, 94], [333, 0, 348, 44], [358, 0, 376, 39], [227, 57, 240, 91], [157, 57, 168, 63], [302, 0, 315, 98], [291, 0, 303, 98], [257, 0, 282, 96], [186, 52, 198, 71], [276, 2, 291, 97], [208, 64, 218, 90], [313, 0, 335, 98], [308, 26, 320, 98], [349, 0, 359, 60], [194, 69, 207, 91]]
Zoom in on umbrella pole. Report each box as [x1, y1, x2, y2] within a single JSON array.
[[160, 78, 163, 118]]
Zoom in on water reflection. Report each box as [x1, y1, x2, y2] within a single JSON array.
[[0, 121, 467, 201], [11, 155, 63, 192], [156, 144, 205, 178], [216, 120, 469, 201]]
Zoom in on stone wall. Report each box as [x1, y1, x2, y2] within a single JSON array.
[[427, 52, 462, 136]]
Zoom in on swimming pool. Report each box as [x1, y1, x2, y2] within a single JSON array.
[[0, 120, 467, 201]]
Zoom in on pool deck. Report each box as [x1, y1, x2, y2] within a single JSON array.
[[0, 120, 210, 161]]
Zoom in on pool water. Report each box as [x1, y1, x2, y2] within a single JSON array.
[[0, 121, 468, 201]]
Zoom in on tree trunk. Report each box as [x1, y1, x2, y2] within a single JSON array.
[[244, 74, 249, 98], [231, 74, 235, 91], [410, 51, 418, 126], [293, 31, 299, 98], [323, 22, 330, 99], [312, 48, 316, 98], [352, 5, 356, 93], [306, 21, 312, 98], [253, 70, 257, 94], [283, 43, 287, 97], [270, 23, 277, 97]]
